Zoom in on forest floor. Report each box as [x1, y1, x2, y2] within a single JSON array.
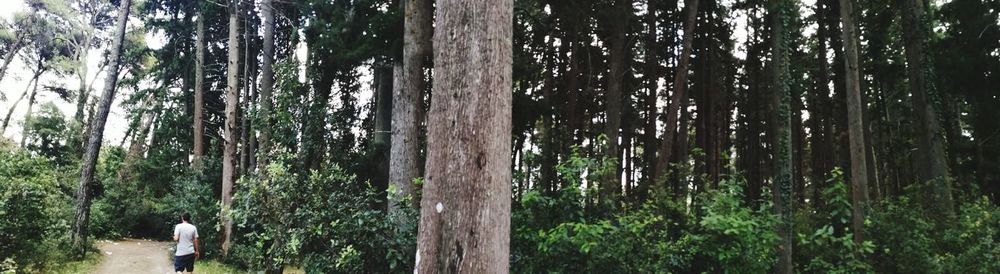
[[94, 239, 173, 274]]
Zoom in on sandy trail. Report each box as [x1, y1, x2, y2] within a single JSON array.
[[94, 239, 174, 274]]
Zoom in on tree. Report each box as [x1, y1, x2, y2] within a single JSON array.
[[769, 0, 795, 272], [413, 0, 513, 271], [601, 0, 630, 204], [654, 0, 699, 192], [389, 0, 432, 215], [192, 3, 206, 169], [838, 0, 870, 244], [257, 0, 275, 173], [70, 0, 133, 255], [900, 0, 954, 219], [221, 0, 242, 256]]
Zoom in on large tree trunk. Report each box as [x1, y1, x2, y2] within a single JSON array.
[[413, 0, 512, 271], [900, 0, 954, 219], [257, 0, 275, 173], [654, 0, 699, 193], [769, 0, 794, 272], [838, 0, 870, 244], [220, 0, 241, 257], [70, 0, 133, 255], [602, 0, 630, 204], [389, 0, 433, 215], [192, 8, 207, 169]]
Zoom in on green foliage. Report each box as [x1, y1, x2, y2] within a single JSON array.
[[796, 169, 874, 273], [231, 156, 415, 273], [0, 139, 75, 271]]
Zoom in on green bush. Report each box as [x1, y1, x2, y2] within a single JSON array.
[[231, 157, 416, 273], [0, 140, 72, 270]]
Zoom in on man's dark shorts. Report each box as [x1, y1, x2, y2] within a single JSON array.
[[174, 254, 195, 272]]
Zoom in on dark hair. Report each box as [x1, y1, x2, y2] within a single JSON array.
[[181, 213, 191, 222]]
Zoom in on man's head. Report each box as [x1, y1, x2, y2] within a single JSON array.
[[181, 213, 191, 223]]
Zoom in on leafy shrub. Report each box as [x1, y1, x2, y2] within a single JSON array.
[[231, 157, 415, 273], [796, 169, 873, 273], [0, 139, 72, 270]]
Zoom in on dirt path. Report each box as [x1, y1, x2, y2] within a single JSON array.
[[94, 239, 174, 274]]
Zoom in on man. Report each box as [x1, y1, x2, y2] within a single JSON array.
[[173, 213, 200, 274]]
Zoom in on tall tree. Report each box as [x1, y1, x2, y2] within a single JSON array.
[[70, 0, 133, 255], [389, 0, 432, 215], [900, 0, 954, 219], [192, 5, 206, 169], [257, 0, 275, 173], [838, 0, 870, 244], [654, 0, 699, 192], [601, 0, 630, 204], [220, 0, 242, 256], [769, 0, 795, 272], [413, 0, 513, 271]]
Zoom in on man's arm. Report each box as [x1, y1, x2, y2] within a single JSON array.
[[173, 226, 179, 241], [193, 238, 200, 259]]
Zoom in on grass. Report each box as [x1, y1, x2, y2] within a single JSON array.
[[195, 260, 244, 274], [44, 252, 101, 274]]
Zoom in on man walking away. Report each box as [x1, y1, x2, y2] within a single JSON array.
[[173, 213, 199, 273]]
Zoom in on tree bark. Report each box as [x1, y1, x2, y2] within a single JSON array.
[[413, 0, 512, 272], [70, 0, 132, 255], [769, 0, 794, 272], [900, 0, 954, 219], [192, 8, 206, 169], [257, 0, 275, 173], [838, 0, 870, 244], [220, 0, 241, 257], [389, 0, 433, 215], [654, 0, 699, 193], [602, 0, 630, 204]]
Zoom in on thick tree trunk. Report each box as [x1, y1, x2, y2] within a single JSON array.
[[258, 0, 275, 173], [900, 0, 954, 219], [70, 0, 132, 255], [220, 0, 241, 256], [192, 9, 206, 169], [413, 0, 512, 272], [602, 0, 630, 204], [769, 0, 794, 272], [389, 0, 433, 215], [838, 0, 870, 244], [654, 0, 699, 193]]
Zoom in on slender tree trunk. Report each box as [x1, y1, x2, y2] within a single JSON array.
[[900, 0, 954, 219], [0, 42, 22, 83], [654, 0, 699, 193], [1, 70, 42, 135], [192, 9, 206, 169], [770, 0, 794, 272], [19, 68, 44, 147], [838, 0, 870, 244], [389, 0, 433, 215], [413, 0, 512, 271], [258, 0, 275, 173], [640, 0, 658, 202], [70, 0, 132, 255], [118, 94, 159, 183], [220, 0, 241, 256]]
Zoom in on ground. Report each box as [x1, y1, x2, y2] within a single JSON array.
[[94, 239, 173, 274]]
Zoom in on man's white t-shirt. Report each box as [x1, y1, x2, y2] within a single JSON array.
[[174, 222, 199, 256]]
